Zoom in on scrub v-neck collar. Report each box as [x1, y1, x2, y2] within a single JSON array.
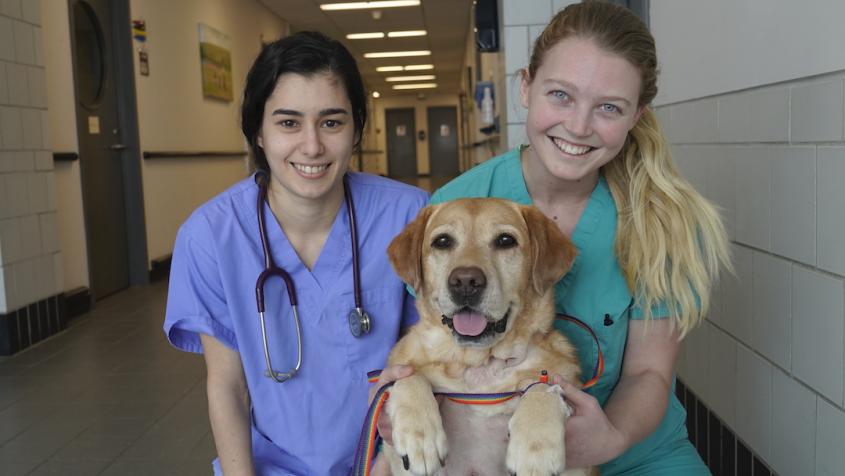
[[507, 147, 610, 294]]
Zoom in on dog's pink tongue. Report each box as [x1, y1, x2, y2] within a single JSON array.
[[452, 311, 488, 336]]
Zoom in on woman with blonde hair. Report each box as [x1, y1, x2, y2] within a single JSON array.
[[430, 1, 729, 473]]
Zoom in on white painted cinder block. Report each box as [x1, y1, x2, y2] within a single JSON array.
[[655, 105, 672, 142], [40, 110, 49, 149], [735, 344, 773, 460], [680, 321, 709, 401], [0, 61, 7, 104], [20, 0, 38, 26], [52, 251, 62, 295], [817, 147, 845, 277], [672, 145, 708, 196], [12, 257, 33, 305], [20, 107, 41, 150], [791, 265, 845, 406], [717, 92, 751, 143], [502, 0, 551, 26], [751, 251, 791, 370], [816, 399, 845, 476], [504, 26, 530, 76], [39, 212, 58, 254], [507, 124, 525, 150], [735, 147, 771, 251], [707, 323, 737, 430], [771, 369, 817, 476], [670, 99, 718, 144], [18, 213, 39, 259], [6, 172, 26, 216], [0, 217, 21, 265], [0, 0, 22, 19], [0, 264, 7, 313], [33, 150, 51, 171], [0, 105, 23, 149], [0, 17, 14, 62], [705, 146, 736, 241], [771, 146, 816, 266], [552, 0, 578, 13], [716, 243, 754, 344], [505, 74, 527, 124], [14, 150, 32, 172], [26, 65, 44, 108], [32, 25, 41, 67], [12, 19, 33, 65], [27, 172, 47, 213], [718, 88, 789, 143], [33, 253, 53, 301], [791, 79, 845, 142], [5, 61, 27, 106]]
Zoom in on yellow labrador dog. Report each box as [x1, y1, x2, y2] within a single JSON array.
[[382, 198, 597, 476]]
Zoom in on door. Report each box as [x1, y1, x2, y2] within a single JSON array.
[[427, 106, 459, 177], [70, 0, 131, 299], [385, 108, 418, 178]]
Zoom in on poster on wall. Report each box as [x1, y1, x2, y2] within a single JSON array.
[[198, 23, 233, 101]]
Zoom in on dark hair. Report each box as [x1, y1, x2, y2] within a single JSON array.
[[241, 31, 367, 171]]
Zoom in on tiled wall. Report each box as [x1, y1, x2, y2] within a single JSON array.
[[0, 0, 64, 351], [499, 2, 845, 476], [666, 73, 845, 476], [501, 0, 579, 149]]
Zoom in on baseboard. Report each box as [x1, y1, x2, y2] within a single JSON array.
[[676, 379, 778, 476], [150, 254, 172, 282], [0, 294, 67, 356], [64, 287, 91, 319]]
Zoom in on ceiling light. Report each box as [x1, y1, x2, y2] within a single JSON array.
[[392, 83, 438, 90], [376, 66, 404, 72], [372, 91, 381, 98], [347, 32, 385, 39], [387, 30, 427, 38], [320, 1, 420, 11], [385, 75, 436, 82], [403, 64, 433, 70], [364, 50, 430, 58]]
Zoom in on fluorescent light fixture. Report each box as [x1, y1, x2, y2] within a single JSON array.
[[403, 64, 433, 70], [376, 66, 405, 72], [385, 75, 436, 82], [392, 83, 438, 90], [387, 30, 427, 38], [320, 1, 419, 11], [364, 50, 430, 58], [347, 32, 385, 39]]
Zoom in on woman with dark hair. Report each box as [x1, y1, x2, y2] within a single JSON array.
[[163, 31, 427, 475]]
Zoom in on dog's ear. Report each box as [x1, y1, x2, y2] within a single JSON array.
[[388, 205, 435, 292], [521, 205, 577, 294]]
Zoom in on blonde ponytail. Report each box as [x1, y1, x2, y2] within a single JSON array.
[[604, 108, 731, 336]]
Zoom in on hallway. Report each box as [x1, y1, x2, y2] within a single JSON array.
[[0, 281, 213, 475]]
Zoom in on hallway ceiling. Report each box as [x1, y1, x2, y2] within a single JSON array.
[[260, 0, 472, 97]]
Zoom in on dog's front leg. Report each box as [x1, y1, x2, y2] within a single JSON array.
[[385, 374, 448, 475], [506, 384, 568, 476]]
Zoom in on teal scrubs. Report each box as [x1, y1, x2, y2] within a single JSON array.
[[430, 147, 708, 475]]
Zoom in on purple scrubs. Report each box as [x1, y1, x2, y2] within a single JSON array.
[[164, 172, 428, 475]]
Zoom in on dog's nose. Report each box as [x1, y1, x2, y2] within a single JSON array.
[[448, 266, 487, 301]]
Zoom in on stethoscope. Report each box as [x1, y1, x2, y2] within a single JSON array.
[[254, 171, 370, 383]]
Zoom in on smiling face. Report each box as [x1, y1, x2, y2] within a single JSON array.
[[257, 71, 355, 203], [520, 36, 643, 186]]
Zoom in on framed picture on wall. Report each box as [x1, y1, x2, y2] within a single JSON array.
[[198, 23, 233, 101]]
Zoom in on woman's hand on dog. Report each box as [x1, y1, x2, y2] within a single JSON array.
[[555, 378, 628, 468], [370, 364, 415, 445]]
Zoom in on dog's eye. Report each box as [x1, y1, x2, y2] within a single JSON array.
[[495, 233, 518, 248], [431, 234, 453, 249]]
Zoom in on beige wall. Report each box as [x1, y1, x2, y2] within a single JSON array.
[[129, 0, 287, 262], [42, 0, 87, 292], [41, 0, 287, 292]]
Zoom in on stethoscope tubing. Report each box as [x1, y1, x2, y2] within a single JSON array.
[[254, 171, 364, 382]]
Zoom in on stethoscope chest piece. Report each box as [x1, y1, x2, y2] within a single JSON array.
[[348, 308, 371, 338]]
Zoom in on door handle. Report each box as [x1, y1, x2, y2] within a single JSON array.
[[110, 144, 126, 151]]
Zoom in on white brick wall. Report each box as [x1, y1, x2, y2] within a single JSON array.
[[0, 5, 60, 313], [663, 70, 845, 475]]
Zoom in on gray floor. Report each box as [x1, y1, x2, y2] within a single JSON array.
[[0, 281, 214, 476]]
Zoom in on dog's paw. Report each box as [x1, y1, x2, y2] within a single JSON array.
[[506, 387, 567, 476], [387, 376, 448, 475]]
